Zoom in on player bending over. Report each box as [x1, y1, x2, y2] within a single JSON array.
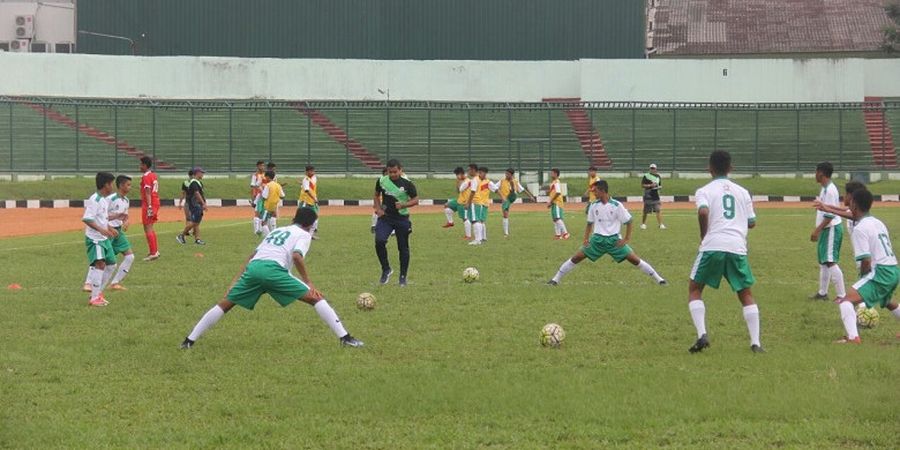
[[686, 150, 763, 354], [180, 208, 363, 349], [548, 179, 666, 286], [82, 172, 119, 307]]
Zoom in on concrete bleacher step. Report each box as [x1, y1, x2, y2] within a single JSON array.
[[543, 97, 613, 168], [291, 102, 383, 170], [861, 96, 898, 168]]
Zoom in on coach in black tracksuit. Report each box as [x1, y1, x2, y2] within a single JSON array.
[[374, 159, 418, 287]]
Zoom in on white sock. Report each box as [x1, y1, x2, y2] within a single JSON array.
[[111, 254, 134, 284], [444, 208, 454, 224], [464, 220, 472, 238], [839, 301, 859, 339], [559, 220, 568, 235], [637, 259, 664, 283], [689, 299, 707, 338], [553, 221, 561, 235], [828, 265, 846, 298], [261, 224, 270, 236], [742, 304, 761, 346], [818, 265, 829, 296], [893, 308, 900, 320], [269, 217, 278, 231], [253, 217, 261, 233], [187, 305, 226, 341], [314, 300, 348, 338], [552, 259, 577, 283], [474, 222, 484, 242], [101, 264, 117, 289], [84, 267, 91, 284], [502, 218, 509, 235], [88, 266, 103, 299], [371, 213, 377, 227]]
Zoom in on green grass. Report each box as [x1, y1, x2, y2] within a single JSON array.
[[1, 207, 898, 447], [3, 175, 900, 200]]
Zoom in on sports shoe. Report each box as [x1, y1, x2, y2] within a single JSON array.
[[689, 334, 710, 353], [750, 344, 766, 353], [143, 252, 160, 262], [399, 275, 407, 287], [468, 240, 483, 246], [808, 293, 829, 301], [88, 296, 108, 307], [462, 235, 472, 241], [640, 224, 647, 230], [194, 239, 206, 245], [660, 224, 667, 230], [82, 282, 92, 292], [340, 334, 364, 348], [553, 234, 562, 240], [833, 336, 861, 344], [442, 222, 454, 228], [180, 338, 195, 349], [379, 269, 393, 285], [370, 226, 375, 234], [176, 234, 186, 244], [658, 279, 668, 286], [109, 283, 127, 291], [547, 280, 559, 286], [561, 233, 570, 240]]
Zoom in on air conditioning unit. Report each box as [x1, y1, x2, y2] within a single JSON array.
[[0, 42, 9, 52], [15, 15, 35, 39], [55, 42, 75, 53], [30, 42, 48, 53], [10, 39, 30, 52]]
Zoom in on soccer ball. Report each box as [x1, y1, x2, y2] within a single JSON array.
[[462, 267, 480, 283], [856, 303, 880, 328], [540, 323, 566, 348], [356, 292, 376, 310]]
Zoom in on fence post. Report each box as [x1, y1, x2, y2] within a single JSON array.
[[43, 102, 48, 171], [631, 108, 636, 171], [671, 109, 677, 171], [345, 108, 350, 173], [427, 108, 432, 173], [754, 108, 760, 173], [113, 104, 118, 173], [191, 107, 196, 168], [307, 111, 311, 165], [268, 107, 273, 164], [838, 108, 843, 170], [75, 103, 79, 172], [589, 107, 595, 162], [228, 106, 233, 172], [795, 107, 800, 171], [151, 105, 157, 164], [881, 106, 887, 169], [507, 108, 512, 166], [713, 108, 718, 150]]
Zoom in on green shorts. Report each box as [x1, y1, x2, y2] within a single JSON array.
[[446, 199, 468, 220], [581, 234, 632, 263], [469, 204, 488, 222], [690, 251, 755, 292], [300, 202, 319, 213], [109, 227, 131, 254], [226, 260, 310, 310], [853, 265, 899, 309], [502, 193, 518, 212], [260, 209, 277, 222], [551, 204, 564, 220], [817, 225, 843, 264], [85, 237, 116, 265], [255, 200, 265, 215]]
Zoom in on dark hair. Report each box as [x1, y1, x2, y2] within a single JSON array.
[[588, 166, 597, 171], [293, 207, 318, 227], [709, 150, 731, 176], [305, 165, 315, 171], [265, 170, 276, 180], [478, 166, 488, 173], [266, 162, 276, 169], [382, 167, 389, 175], [816, 161, 834, 178], [187, 169, 194, 176], [95, 172, 115, 189], [256, 160, 265, 165], [467, 163, 478, 171], [844, 180, 866, 195], [593, 179, 608, 192], [851, 188, 873, 213], [551, 168, 560, 176], [506, 168, 515, 175], [386, 159, 402, 169], [115, 174, 132, 188], [453, 167, 465, 175], [140, 156, 153, 168]]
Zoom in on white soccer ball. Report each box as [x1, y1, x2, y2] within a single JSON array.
[[856, 303, 880, 328], [462, 267, 480, 283], [356, 292, 376, 311], [540, 323, 566, 348]]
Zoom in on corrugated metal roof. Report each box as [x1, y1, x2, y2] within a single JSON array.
[[651, 0, 894, 55]]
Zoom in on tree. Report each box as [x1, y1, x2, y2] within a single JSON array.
[[884, 0, 900, 53]]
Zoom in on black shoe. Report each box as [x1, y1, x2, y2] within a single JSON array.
[[370, 226, 375, 234], [195, 239, 206, 245], [399, 275, 407, 287], [689, 334, 710, 353], [750, 344, 766, 353], [379, 269, 393, 285], [340, 335, 364, 348], [809, 293, 829, 301], [176, 234, 186, 244], [547, 280, 558, 286], [658, 279, 668, 286], [180, 338, 194, 349]]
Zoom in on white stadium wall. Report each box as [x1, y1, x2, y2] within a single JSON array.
[[0, 53, 898, 102]]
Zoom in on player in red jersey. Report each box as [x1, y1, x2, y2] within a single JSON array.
[[139, 156, 161, 261]]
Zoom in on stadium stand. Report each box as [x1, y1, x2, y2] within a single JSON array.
[[863, 97, 898, 168]]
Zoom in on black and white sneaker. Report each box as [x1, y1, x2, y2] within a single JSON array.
[[176, 234, 186, 244], [180, 338, 195, 349], [340, 335, 364, 348], [750, 344, 766, 354], [195, 239, 206, 245], [689, 334, 710, 353], [398, 275, 407, 287], [658, 279, 668, 286], [547, 280, 558, 286], [808, 293, 829, 301], [379, 269, 393, 285]]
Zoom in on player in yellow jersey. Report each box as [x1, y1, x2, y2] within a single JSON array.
[[583, 166, 599, 212], [442, 166, 468, 228], [250, 160, 265, 233], [548, 168, 570, 240], [299, 165, 319, 238], [260, 170, 285, 236], [465, 166, 492, 245], [492, 168, 536, 237]]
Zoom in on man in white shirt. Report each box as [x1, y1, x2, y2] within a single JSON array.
[[686, 151, 764, 354], [809, 162, 846, 301], [82, 172, 119, 307]]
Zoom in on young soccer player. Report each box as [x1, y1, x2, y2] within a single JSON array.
[[813, 180, 867, 236], [139, 157, 161, 261], [465, 166, 491, 246], [493, 168, 536, 237], [299, 165, 319, 238], [685, 150, 764, 354], [641, 163, 666, 230], [250, 160, 266, 233], [177, 167, 207, 245], [547, 180, 666, 286], [260, 170, 285, 235], [460, 163, 478, 240], [442, 167, 468, 229], [547, 168, 570, 240], [829, 189, 900, 344], [83, 172, 119, 307], [582, 166, 599, 212], [105, 175, 136, 291], [809, 162, 846, 301], [180, 208, 363, 349]]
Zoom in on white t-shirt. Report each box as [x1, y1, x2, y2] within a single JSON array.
[[106, 193, 129, 228], [851, 216, 898, 267], [251, 225, 312, 270], [469, 176, 482, 193], [83, 192, 110, 241], [815, 182, 842, 228], [587, 199, 632, 237], [695, 178, 756, 255]]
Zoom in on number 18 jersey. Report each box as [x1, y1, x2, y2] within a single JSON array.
[[695, 178, 756, 255], [251, 225, 312, 270]]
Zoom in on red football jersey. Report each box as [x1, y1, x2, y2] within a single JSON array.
[[141, 171, 160, 206]]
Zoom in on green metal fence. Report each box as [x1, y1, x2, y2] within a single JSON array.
[[0, 97, 897, 174]]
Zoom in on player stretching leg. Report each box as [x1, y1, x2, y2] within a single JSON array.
[[139, 157, 161, 261], [442, 167, 468, 229], [83, 172, 119, 307], [495, 168, 536, 237], [548, 168, 570, 240], [809, 162, 846, 301], [686, 151, 763, 353], [181, 208, 363, 349], [548, 180, 666, 286]]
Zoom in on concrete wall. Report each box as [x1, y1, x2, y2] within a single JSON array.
[[0, 52, 898, 102]]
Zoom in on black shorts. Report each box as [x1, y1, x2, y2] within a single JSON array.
[[189, 206, 204, 223], [643, 200, 661, 213]]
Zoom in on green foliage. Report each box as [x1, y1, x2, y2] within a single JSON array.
[[884, 1, 900, 53], [1, 208, 898, 447]]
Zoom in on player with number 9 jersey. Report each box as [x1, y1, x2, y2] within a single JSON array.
[[694, 177, 756, 256]]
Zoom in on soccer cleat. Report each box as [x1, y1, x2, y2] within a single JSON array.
[[640, 224, 647, 230], [379, 269, 393, 285], [660, 224, 667, 230], [547, 280, 559, 286], [750, 344, 766, 353], [833, 336, 861, 344], [442, 222, 454, 228], [109, 283, 127, 291], [194, 239, 206, 245], [658, 279, 668, 286], [398, 275, 407, 287], [88, 296, 108, 307], [561, 233, 570, 240], [180, 338, 195, 349], [370, 226, 375, 234], [808, 293, 829, 301], [176, 234, 186, 244], [143, 252, 160, 262], [554, 234, 561, 240], [82, 283, 92, 292], [689, 334, 710, 353], [468, 240, 483, 246], [340, 334, 365, 348]]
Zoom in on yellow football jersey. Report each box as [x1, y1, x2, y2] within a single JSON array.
[[299, 175, 317, 205], [499, 178, 520, 199], [549, 179, 564, 206], [264, 181, 284, 212], [587, 175, 599, 202], [456, 177, 471, 204], [473, 177, 491, 206]]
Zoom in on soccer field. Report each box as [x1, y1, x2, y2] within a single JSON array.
[[1, 208, 898, 448]]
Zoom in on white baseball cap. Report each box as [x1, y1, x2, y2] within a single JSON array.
[[649, 163, 658, 169]]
